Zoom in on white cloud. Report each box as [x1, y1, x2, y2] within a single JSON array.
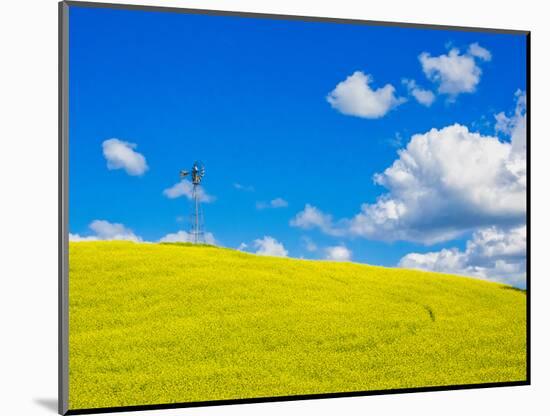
[[102, 138, 148, 176], [495, 89, 527, 156], [163, 180, 215, 203], [402, 78, 436, 106], [89, 220, 142, 241], [68, 233, 98, 242], [69, 220, 142, 242], [327, 71, 405, 118], [158, 230, 216, 245], [467, 225, 526, 260], [256, 197, 289, 209], [325, 245, 352, 262], [419, 44, 491, 97], [290, 204, 342, 236], [253, 236, 288, 257], [237, 242, 248, 251], [468, 43, 492, 61], [494, 112, 510, 135], [234, 183, 254, 192], [399, 225, 526, 286], [348, 122, 526, 243]]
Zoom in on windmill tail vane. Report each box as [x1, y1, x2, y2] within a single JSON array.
[[179, 161, 205, 244]]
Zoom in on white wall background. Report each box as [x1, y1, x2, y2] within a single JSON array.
[[1, 0, 547, 415]]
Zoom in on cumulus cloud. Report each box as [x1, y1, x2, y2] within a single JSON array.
[[68, 233, 98, 242], [325, 245, 352, 262], [158, 230, 216, 245], [348, 123, 526, 243], [399, 225, 526, 286], [163, 180, 215, 203], [253, 236, 288, 257], [69, 220, 142, 242], [468, 43, 492, 61], [327, 71, 405, 118], [402, 78, 436, 106], [290, 204, 342, 236], [495, 89, 527, 156], [102, 138, 148, 176], [419, 43, 491, 97], [256, 197, 288, 210]]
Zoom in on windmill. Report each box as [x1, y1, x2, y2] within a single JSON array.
[[180, 161, 206, 244]]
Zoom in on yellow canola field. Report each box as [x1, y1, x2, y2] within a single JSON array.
[[68, 241, 526, 410]]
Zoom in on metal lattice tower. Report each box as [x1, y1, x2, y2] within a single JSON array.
[[180, 161, 206, 243]]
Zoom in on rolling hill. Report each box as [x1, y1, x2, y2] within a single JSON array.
[[68, 241, 526, 410]]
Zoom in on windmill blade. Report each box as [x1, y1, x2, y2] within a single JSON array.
[[180, 170, 190, 178], [192, 161, 205, 181]]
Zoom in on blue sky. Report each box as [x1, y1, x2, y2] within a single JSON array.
[[68, 6, 527, 286]]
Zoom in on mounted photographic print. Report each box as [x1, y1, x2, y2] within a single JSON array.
[[59, 1, 530, 414]]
